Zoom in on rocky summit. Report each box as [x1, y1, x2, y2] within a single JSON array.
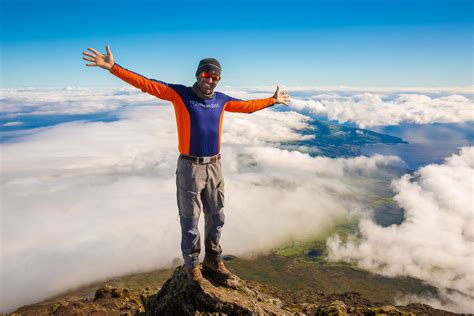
[[11, 265, 461, 315], [144, 265, 288, 315]]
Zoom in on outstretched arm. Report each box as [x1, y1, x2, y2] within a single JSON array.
[[82, 45, 176, 101], [225, 86, 291, 113]]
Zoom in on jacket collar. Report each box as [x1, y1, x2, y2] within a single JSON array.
[[192, 82, 214, 100]]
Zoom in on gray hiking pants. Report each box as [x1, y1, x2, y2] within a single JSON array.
[[176, 155, 225, 268]]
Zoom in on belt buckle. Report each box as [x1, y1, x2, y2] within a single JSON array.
[[202, 156, 211, 164]]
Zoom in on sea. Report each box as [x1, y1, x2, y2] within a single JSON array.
[[360, 122, 474, 170]]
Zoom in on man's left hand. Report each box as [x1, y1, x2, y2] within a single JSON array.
[[273, 86, 290, 106]]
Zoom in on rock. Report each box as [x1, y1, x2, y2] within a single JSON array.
[[143, 265, 292, 315], [266, 298, 284, 308], [381, 304, 402, 312], [398, 303, 460, 315], [367, 305, 414, 315], [312, 300, 347, 315], [47, 285, 145, 315]]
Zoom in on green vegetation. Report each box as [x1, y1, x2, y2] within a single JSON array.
[[272, 212, 360, 268], [50, 300, 67, 313], [226, 253, 438, 305], [373, 196, 396, 205]]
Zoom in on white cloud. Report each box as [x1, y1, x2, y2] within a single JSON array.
[[327, 147, 474, 313], [222, 110, 315, 145], [223, 85, 474, 94], [0, 87, 167, 117], [290, 93, 474, 128], [221, 86, 474, 128]]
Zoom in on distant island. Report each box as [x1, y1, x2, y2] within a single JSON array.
[[283, 119, 408, 158]]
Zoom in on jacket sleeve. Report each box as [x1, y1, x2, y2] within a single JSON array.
[[110, 64, 176, 102], [224, 97, 276, 113]]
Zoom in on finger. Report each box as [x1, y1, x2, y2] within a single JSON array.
[[106, 44, 111, 55], [82, 57, 95, 62], [87, 47, 101, 55], [85, 63, 97, 66], [276, 85, 280, 92], [82, 52, 95, 58]]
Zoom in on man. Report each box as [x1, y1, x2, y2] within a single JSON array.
[[82, 45, 290, 285]]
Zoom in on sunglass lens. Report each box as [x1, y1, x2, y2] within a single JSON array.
[[202, 72, 220, 81]]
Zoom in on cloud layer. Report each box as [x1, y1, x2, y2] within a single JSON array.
[[289, 92, 474, 128], [2, 87, 473, 129], [1, 86, 472, 313], [1, 96, 401, 312], [327, 147, 474, 313], [0, 87, 161, 118]]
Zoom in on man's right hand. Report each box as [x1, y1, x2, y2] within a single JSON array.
[[82, 45, 115, 70]]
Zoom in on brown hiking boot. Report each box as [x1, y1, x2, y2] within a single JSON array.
[[203, 259, 233, 278], [185, 266, 204, 285]]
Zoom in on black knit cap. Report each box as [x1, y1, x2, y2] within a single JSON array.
[[195, 58, 222, 77]]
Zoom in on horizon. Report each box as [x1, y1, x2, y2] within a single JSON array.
[[2, 84, 474, 89]]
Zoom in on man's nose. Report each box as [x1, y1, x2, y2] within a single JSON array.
[[204, 77, 213, 83]]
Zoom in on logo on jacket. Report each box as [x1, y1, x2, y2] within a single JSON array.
[[190, 100, 219, 109]]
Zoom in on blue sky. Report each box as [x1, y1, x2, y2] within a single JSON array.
[[1, 0, 472, 88]]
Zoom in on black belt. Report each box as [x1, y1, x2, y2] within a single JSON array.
[[179, 153, 221, 164]]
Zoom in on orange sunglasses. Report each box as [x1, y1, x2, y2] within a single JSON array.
[[201, 72, 221, 81]]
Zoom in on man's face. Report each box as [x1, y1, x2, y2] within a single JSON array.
[[196, 72, 220, 95]]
